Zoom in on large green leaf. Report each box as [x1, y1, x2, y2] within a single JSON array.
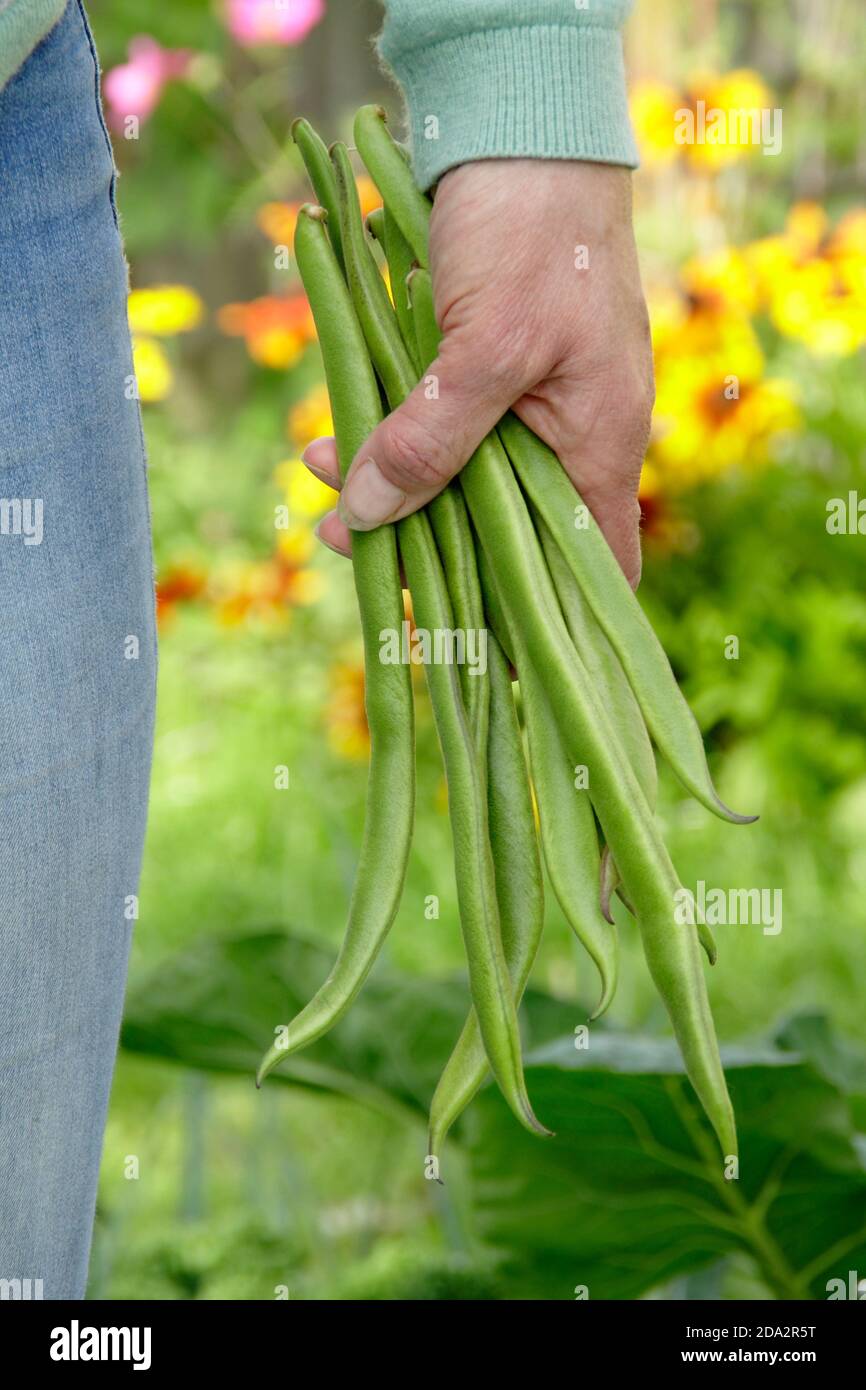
[[120, 928, 574, 1120], [465, 1034, 866, 1301]]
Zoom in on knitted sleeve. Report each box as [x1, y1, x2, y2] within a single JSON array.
[[378, 0, 638, 189]]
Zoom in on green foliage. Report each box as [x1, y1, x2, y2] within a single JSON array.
[[118, 929, 866, 1301], [467, 1034, 866, 1301]]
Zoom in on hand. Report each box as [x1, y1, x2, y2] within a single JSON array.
[[306, 158, 654, 587]]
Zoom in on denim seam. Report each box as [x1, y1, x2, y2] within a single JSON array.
[[73, 0, 119, 231]]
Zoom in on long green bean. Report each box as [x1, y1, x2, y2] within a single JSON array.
[[427, 623, 545, 1160], [256, 206, 413, 1084], [467, 433, 736, 1155], [481, 551, 618, 1019]]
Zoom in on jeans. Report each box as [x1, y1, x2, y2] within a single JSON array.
[[0, 1, 156, 1299]]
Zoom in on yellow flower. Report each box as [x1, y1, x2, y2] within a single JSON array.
[[287, 384, 333, 449], [275, 522, 314, 567], [650, 352, 799, 487], [132, 336, 173, 401], [652, 294, 766, 381], [274, 457, 337, 520], [746, 203, 866, 356], [630, 81, 683, 167], [325, 657, 369, 761], [680, 246, 758, 317], [631, 70, 776, 170], [128, 285, 204, 336]]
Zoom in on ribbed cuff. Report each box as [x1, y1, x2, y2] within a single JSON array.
[[380, 24, 638, 190], [0, 0, 67, 94]]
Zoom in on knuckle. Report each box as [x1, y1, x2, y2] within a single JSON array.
[[443, 311, 539, 392], [381, 414, 451, 491], [483, 317, 541, 385]]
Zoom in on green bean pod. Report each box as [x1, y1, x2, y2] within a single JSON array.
[[290, 118, 345, 269], [333, 146, 487, 747], [539, 515, 658, 808], [256, 206, 413, 1084], [536, 470, 719, 965], [538, 515, 655, 917], [427, 624, 545, 1160], [481, 549, 618, 1019], [332, 145, 547, 1138], [354, 105, 431, 268], [498, 414, 757, 827]]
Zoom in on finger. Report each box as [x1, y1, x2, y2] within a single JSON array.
[[576, 481, 643, 591], [315, 510, 352, 558], [516, 383, 650, 591], [338, 331, 528, 531], [302, 436, 341, 490]]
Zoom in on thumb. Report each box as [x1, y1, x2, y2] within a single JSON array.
[[338, 333, 523, 531]]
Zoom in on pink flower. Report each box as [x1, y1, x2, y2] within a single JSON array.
[[103, 37, 193, 127], [225, 0, 325, 48]]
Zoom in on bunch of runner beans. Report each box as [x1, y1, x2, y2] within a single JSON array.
[[257, 106, 757, 1167]]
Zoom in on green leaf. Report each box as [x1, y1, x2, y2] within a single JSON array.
[[465, 1033, 866, 1301], [120, 928, 574, 1121]]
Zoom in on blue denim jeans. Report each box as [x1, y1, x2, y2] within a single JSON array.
[[0, 2, 156, 1299]]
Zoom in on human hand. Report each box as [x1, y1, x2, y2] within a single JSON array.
[[306, 158, 654, 587]]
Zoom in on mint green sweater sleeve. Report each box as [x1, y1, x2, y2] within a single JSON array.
[[378, 0, 638, 190]]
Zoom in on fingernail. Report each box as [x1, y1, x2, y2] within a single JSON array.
[[338, 458, 405, 531], [302, 457, 337, 487], [314, 518, 349, 557]]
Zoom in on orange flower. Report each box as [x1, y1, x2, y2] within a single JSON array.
[[256, 200, 303, 246], [218, 293, 315, 368], [257, 177, 379, 249], [214, 529, 323, 629], [156, 565, 206, 628]]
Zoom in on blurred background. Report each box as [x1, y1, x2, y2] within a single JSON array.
[[85, 0, 866, 1300]]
